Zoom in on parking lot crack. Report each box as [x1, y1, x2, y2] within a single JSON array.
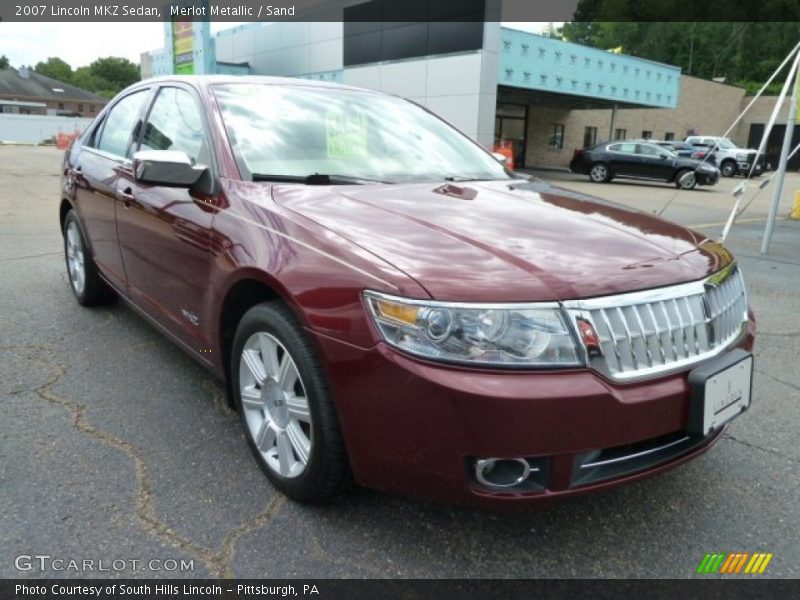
[[13, 344, 286, 579], [0, 252, 61, 263], [217, 496, 286, 578], [202, 376, 234, 416], [722, 433, 798, 465], [756, 331, 800, 338], [755, 368, 800, 394]]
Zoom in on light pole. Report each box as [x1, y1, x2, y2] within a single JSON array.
[[761, 52, 800, 255]]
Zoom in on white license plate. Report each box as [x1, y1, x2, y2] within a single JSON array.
[[700, 356, 753, 435]]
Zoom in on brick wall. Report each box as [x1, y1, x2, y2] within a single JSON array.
[[735, 94, 793, 146], [523, 75, 749, 169]]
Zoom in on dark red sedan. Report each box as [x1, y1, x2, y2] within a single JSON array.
[[60, 76, 755, 507]]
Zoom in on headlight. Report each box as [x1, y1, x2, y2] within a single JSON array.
[[736, 153, 749, 162], [363, 291, 581, 367]]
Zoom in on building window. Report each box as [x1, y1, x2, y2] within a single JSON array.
[[642, 130, 653, 140], [614, 128, 627, 140], [583, 126, 597, 148], [78, 104, 84, 113], [664, 132, 675, 141], [549, 123, 565, 149], [90, 104, 96, 112], [58, 102, 65, 110]]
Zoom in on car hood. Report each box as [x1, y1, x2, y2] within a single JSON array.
[[272, 179, 733, 302]]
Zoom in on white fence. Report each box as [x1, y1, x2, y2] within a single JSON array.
[[0, 114, 94, 144]]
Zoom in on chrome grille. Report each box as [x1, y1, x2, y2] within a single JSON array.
[[564, 264, 748, 381]]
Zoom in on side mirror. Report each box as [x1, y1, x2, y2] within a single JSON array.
[[132, 150, 207, 188], [492, 152, 509, 164]]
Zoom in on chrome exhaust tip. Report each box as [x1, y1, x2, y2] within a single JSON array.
[[474, 457, 531, 488]]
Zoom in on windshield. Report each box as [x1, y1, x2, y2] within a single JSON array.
[[717, 138, 737, 149], [212, 83, 512, 184]]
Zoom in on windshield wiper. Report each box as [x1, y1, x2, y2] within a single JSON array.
[[252, 173, 389, 185]]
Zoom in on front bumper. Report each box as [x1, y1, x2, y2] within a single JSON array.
[[313, 319, 755, 508], [737, 160, 764, 175], [697, 169, 720, 185]]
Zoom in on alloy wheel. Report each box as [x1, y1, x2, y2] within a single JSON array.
[[590, 164, 608, 182], [239, 331, 312, 478], [65, 220, 86, 295], [679, 171, 696, 189]]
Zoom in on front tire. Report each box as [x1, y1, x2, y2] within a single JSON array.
[[231, 302, 349, 502], [675, 168, 697, 190], [588, 162, 612, 183], [63, 210, 115, 306]]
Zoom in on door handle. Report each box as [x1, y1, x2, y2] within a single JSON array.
[[116, 186, 135, 207]]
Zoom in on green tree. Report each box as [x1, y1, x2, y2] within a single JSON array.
[[87, 57, 139, 94], [34, 57, 73, 83], [0, 55, 10, 70], [72, 66, 115, 98], [29, 55, 140, 98], [558, 18, 800, 91]]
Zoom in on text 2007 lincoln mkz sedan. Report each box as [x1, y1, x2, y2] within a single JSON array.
[[60, 76, 754, 507]]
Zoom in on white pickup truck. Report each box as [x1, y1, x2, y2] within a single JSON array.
[[685, 135, 766, 177]]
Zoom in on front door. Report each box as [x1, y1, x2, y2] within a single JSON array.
[[115, 85, 217, 359], [607, 142, 642, 177], [636, 143, 674, 181], [72, 88, 150, 292]]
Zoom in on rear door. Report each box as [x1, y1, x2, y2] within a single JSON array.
[[606, 142, 641, 177], [70, 88, 151, 292], [114, 84, 218, 359]]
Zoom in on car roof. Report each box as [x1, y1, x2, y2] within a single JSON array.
[[136, 74, 377, 95]]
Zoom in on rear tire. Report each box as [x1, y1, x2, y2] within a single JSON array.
[[231, 301, 350, 502], [63, 210, 116, 306], [588, 162, 612, 183], [675, 168, 697, 190]]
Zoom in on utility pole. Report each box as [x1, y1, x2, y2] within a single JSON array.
[[609, 103, 617, 142], [761, 54, 800, 255]]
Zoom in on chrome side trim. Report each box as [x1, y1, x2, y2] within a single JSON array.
[[580, 435, 691, 469]]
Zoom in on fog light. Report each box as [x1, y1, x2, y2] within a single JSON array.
[[475, 457, 531, 488]]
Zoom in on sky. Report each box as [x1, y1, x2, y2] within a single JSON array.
[[0, 22, 561, 69]]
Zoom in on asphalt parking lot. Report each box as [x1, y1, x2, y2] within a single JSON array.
[[1, 146, 799, 579]]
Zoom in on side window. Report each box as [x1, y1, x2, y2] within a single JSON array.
[[637, 144, 661, 157], [139, 87, 208, 165], [83, 115, 106, 148], [96, 90, 148, 158], [615, 142, 637, 154]]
